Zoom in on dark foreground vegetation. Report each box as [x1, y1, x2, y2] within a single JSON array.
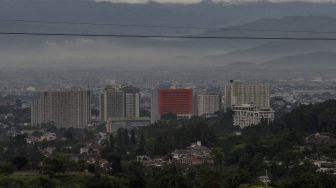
[[1, 100, 336, 187]]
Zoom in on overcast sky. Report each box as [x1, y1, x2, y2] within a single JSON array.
[[1, 0, 336, 70], [94, 0, 336, 4]]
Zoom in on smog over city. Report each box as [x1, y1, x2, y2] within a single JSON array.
[[0, 0, 336, 187]]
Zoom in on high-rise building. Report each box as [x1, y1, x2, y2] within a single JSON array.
[[100, 85, 140, 121], [123, 86, 140, 118], [31, 99, 40, 127], [197, 94, 221, 117], [159, 88, 193, 119], [224, 80, 270, 110], [31, 88, 91, 128], [150, 88, 160, 123], [223, 80, 274, 128], [100, 85, 125, 121], [232, 104, 274, 128]]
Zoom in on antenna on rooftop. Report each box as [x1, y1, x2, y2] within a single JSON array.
[[258, 169, 270, 188]]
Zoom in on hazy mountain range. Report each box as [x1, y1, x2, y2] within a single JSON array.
[[1, 0, 336, 70]]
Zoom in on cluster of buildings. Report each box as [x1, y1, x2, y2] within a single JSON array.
[[224, 80, 274, 128], [25, 132, 57, 144], [171, 141, 213, 165], [151, 80, 274, 128], [137, 141, 213, 166], [151, 88, 223, 122], [99, 85, 148, 133], [31, 80, 274, 130], [31, 85, 148, 130]]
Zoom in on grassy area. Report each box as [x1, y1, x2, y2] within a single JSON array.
[[0, 172, 128, 188]]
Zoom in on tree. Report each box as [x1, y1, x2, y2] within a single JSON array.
[[124, 129, 129, 146], [131, 129, 136, 145], [42, 155, 67, 175], [12, 156, 28, 170], [109, 134, 115, 151], [87, 163, 96, 174], [107, 154, 122, 175], [161, 113, 177, 121], [136, 133, 145, 155], [116, 128, 124, 146], [0, 162, 14, 175], [38, 177, 57, 188], [211, 148, 224, 166], [123, 161, 146, 188]]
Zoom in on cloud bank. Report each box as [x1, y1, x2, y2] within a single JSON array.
[[93, 0, 336, 4]]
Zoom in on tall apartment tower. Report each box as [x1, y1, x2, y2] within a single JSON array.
[[224, 80, 270, 110], [197, 94, 221, 117], [100, 85, 140, 121], [100, 85, 124, 121], [150, 88, 160, 124], [31, 99, 40, 126], [123, 86, 140, 118], [31, 89, 91, 128], [159, 88, 193, 119]]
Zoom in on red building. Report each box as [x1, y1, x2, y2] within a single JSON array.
[[159, 88, 193, 117]]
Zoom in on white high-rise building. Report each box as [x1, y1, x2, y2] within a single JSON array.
[[100, 85, 140, 122], [197, 94, 221, 117], [224, 80, 270, 110], [223, 80, 274, 128], [232, 104, 274, 128], [31, 88, 91, 128]]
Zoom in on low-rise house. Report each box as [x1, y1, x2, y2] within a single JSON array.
[[172, 141, 213, 165], [41, 147, 56, 156], [40, 132, 57, 141], [136, 155, 165, 167], [312, 160, 336, 174], [80, 143, 103, 155]]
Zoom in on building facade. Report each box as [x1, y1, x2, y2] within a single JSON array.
[[159, 88, 193, 119], [232, 104, 274, 128], [31, 89, 91, 128], [124, 86, 140, 118], [100, 85, 140, 121], [150, 88, 160, 123], [197, 94, 221, 117], [224, 80, 270, 110]]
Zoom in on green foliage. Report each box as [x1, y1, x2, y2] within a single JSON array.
[[0, 174, 128, 188], [11, 156, 28, 170], [161, 113, 177, 121], [2, 100, 336, 187], [42, 155, 67, 175], [0, 162, 14, 176], [279, 100, 336, 134]]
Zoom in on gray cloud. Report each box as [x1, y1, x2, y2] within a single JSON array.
[[94, 0, 336, 4], [94, 0, 202, 3]]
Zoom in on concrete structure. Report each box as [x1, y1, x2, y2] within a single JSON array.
[[197, 94, 221, 117], [107, 117, 150, 133], [150, 88, 160, 123], [106, 119, 113, 134], [100, 85, 124, 121], [232, 104, 274, 128], [224, 80, 270, 111], [30, 99, 40, 127], [172, 141, 213, 165], [31, 88, 91, 128], [123, 86, 140, 118], [100, 85, 140, 121], [159, 88, 193, 119]]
